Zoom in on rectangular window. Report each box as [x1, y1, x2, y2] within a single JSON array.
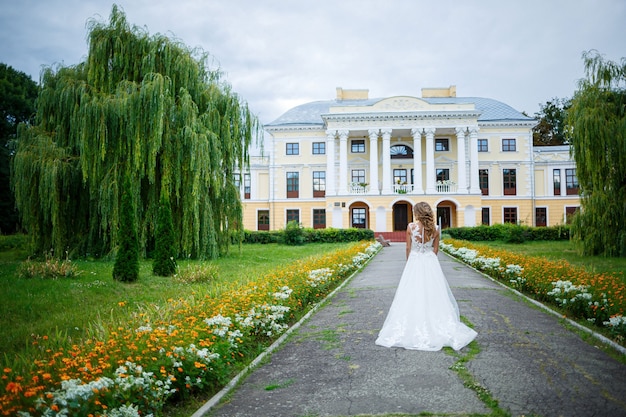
[[478, 139, 488, 152], [257, 210, 270, 231], [481, 207, 490, 225], [502, 138, 516, 152], [351, 139, 365, 153], [313, 209, 326, 229], [479, 169, 489, 195], [312, 142, 326, 154], [565, 206, 579, 224], [565, 168, 579, 195], [435, 138, 449, 152], [393, 169, 408, 184], [536, 207, 547, 227], [352, 207, 366, 228], [503, 168, 517, 195], [286, 209, 299, 224], [313, 171, 326, 197], [286, 143, 299, 155], [436, 168, 450, 182], [286, 172, 299, 198], [233, 173, 241, 188], [503, 207, 518, 224], [553, 169, 561, 196], [243, 173, 251, 199], [351, 169, 366, 184]]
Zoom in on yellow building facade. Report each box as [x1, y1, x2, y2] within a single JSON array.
[[239, 86, 580, 236]]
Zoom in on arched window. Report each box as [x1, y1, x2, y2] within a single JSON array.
[[390, 144, 413, 159]]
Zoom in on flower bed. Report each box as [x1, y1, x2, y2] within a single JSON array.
[[441, 238, 626, 344], [0, 241, 381, 417]]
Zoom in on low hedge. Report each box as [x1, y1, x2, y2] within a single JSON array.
[[445, 224, 570, 243], [238, 227, 375, 245]]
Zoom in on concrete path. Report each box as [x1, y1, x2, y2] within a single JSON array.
[[201, 243, 626, 417]]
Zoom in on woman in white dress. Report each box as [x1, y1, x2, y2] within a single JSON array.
[[375, 202, 477, 351]]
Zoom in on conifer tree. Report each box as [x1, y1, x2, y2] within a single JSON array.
[[569, 50, 626, 257], [113, 175, 139, 282], [152, 196, 177, 276], [11, 5, 257, 259]]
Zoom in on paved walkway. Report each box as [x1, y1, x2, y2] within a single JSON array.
[[199, 243, 626, 417]]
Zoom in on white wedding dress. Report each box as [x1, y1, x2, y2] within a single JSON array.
[[375, 222, 477, 351]]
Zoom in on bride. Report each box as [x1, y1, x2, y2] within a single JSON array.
[[375, 202, 477, 351]]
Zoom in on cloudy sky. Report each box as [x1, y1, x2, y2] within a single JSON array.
[[2, 0, 624, 124]]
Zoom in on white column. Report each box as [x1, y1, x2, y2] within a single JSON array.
[[469, 126, 481, 194], [325, 130, 336, 196], [338, 129, 349, 194], [368, 129, 379, 195], [268, 135, 276, 201], [455, 126, 468, 193], [425, 127, 436, 194], [411, 127, 424, 194], [381, 128, 392, 194]]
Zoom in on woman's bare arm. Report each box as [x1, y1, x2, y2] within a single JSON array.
[[405, 224, 412, 259]]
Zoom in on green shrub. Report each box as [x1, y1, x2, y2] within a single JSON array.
[[240, 230, 281, 244], [0, 234, 29, 252], [152, 197, 177, 277], [503, 224, 527, 244], [282, 221, 304, 246], [446, 224, 570, 242], [241, 227, 374, 244]]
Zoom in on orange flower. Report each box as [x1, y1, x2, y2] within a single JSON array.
[[5, 382, 22, 394]]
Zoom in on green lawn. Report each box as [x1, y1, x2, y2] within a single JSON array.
[[474, 239, 626, 283], [0, 241, 350, 360]]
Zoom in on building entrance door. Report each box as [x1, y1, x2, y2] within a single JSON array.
[[437, 206, 451, 229], [393, 202, 411, 231]]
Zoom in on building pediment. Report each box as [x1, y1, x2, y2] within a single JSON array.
[[374, 96, 431, 111], [435, 155, 458, 164], [327, 95, 477, 117], [350, 156, 370, 165]]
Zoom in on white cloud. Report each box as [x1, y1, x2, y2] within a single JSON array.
[[1, 0, 624, 123]]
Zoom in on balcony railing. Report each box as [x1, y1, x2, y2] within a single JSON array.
[[349, 183, 369, 194], [344, 181, 458, 195], [393, 184, 413, 194], [436, 181, 457, 193]]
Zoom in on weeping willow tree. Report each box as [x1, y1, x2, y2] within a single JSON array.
[[11, 5, 258, 259], [569, 50, 626, 257]]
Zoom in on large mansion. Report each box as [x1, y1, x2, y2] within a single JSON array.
[[237, 86, 580, 236]]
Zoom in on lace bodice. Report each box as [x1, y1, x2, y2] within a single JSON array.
[[409, 222, 435, 253]]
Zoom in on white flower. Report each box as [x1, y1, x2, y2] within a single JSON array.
[[273, 286, 293, 300], [603, 315, 626, 328]]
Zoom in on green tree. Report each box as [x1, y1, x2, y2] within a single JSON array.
[[11, 5, 258, 259], [569, 50, 626, 257], [152, 196, 177, 276], [0, 63, 39, 234], [113, 175, 139, 282], [283, 220, 304, 246], [532, 97, 571, 146]]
